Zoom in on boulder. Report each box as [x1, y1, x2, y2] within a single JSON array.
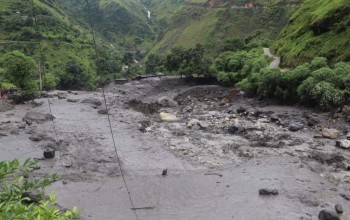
[[228, 125, 246, 134], [57, 93, 67, 99], [335, 204, 343, 214], [336, 140, 350, 150], [82, 98, 102, 106], [158, 97, 178, 107], [43, 148, 55, 159], [288, 122, 304, 132], [22, 111, 54, 123], [307, 115, 320, 127], [318, 210, 340, 220], [187, 119, 208, 129], [258, 188, 278, 196], [237, 107, 246, 114], [29, 133, 54, 142], [160, 112, 177, 122], [322, 128, 339, 139], [97, 105, 108, 114]]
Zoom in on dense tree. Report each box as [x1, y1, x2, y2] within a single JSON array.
[[145, 53, 164, 74], [1, 50, 38, 96]]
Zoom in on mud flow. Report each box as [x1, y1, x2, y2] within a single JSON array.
[[1, 77, 350, 219]]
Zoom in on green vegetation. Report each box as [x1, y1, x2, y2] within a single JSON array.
[[146, 0, 300, 55], [0, 159, 78, 219], [1, 50, 38, 97], [272, 0, 350, 66], [145, 44, 210, 77]]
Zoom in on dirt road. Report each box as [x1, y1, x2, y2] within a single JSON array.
[[1, 77, 350, 219]]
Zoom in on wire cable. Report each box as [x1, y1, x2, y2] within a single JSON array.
[[84, 0, 140, 219]]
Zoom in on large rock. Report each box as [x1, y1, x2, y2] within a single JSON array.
[[336, 140, 350, 149], [97, 105, 108, 114], [160, 112, 177, 122], [82, 98, 102, 106], [158, 96, 178, 107], [22, 111, 54, 123], [318, 209, 340, 220], [322, 128, 339, 139], [288, 122, 304, 132]]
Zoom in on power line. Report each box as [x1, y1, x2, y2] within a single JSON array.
[[84, 0, 140, 219], [30, 0, 59, 146]]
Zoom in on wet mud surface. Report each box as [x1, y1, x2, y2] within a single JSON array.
[[1, 77, 350, 219]]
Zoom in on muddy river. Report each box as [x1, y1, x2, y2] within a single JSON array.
[[1, 77, 350, 219]]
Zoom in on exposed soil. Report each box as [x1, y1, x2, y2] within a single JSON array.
[[1, 77, 350, 219]]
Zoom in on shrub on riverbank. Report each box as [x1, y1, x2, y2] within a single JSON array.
[[0, 159, 78, 219]]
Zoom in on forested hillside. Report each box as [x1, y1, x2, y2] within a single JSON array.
[[143, 0, 303, 55], [272, 0, 350, 67]]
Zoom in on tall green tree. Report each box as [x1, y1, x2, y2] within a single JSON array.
[[1, 50, 38, 96]]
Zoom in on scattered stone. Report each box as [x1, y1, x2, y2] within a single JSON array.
[[157, 96, 178, 107], [270, 114, 279, 122], [335, 204, 343, 214], [162, 169, 167, 176], [288, 122, 304, 132], [322, 128, 339, 139], [82, 98, 102, 106], [41, 92, 53, 98], [347, 133, 350, 140], [160, 112, 177, 122], [67, 98, 79, 103], [258, 188, 278, 196], [97, 105, 108, 114], [318, 210, 340, 220], [23, 111, 54, 123], [228, 125, 246, 135], [336, 140, 350, 150], [25, 120, 32, 126], [43, 148, 55, 159], [57, 93, 67, 99]]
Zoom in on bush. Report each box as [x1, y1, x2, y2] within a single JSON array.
[[1, 50, 39, 97], [0, 159, 78, 219], [311, 82, 345, 110], [43, 73, 58, 91]]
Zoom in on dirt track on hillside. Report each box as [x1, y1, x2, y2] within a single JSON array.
[[1, 77, 350, 219]]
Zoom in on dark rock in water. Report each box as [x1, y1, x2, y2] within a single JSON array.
[[43, 148, 55, 159], [288, 122, 304, 132], [162, 169, 167, 176], [258, 188, 278, 196], [335, 204, 343, 214], [318, 209, 340, 220], [97, 105, 108, 114], [23, 111, 54, 123], [228, 125, 246, 135], [67, 98, 79, 103], [82, 98, 102, 106], [237, 107, 246, 114]]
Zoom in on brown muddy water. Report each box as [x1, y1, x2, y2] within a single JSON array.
[[1, 77, 350, 220]]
